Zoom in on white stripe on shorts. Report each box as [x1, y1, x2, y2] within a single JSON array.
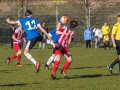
[[25, 40, 31, 49]]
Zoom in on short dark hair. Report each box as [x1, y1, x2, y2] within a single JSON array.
[[11, 24, 14, 26], [70, 20, 78, 28], [25, 9, 32, 16], [95, 24, 98, 27], [118, 14, 120, 17]]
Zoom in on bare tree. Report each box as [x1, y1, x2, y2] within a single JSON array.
[[84, 0, 89, 26], [65, 0, 109, 27], [17, 0, 24, 19]]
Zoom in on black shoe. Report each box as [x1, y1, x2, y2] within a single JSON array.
[[44, 64, 49, 70], [107, 65, 112, 74], [61, 70, 63, 74], [51, 74, 56, 80], [61, 70, 68, 79], [64, 76, 68, 79]]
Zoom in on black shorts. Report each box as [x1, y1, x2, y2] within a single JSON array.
[[25, 35, 43, 50], [115, 40, 120, 55]]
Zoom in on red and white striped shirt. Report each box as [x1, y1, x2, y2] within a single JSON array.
[[13, 28, 25, 44], [58, 26, 73, 47]]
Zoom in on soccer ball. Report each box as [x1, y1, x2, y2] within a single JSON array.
[[60, 16, 68, 24]]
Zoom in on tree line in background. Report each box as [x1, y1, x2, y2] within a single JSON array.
[[1, 0, 119, 26], [0, 0, 120, 43]]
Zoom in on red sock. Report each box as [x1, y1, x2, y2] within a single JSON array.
[[52, 60, 60, 75], [17, 54, 21, 64], [10, 54, 17, 60], [62, 60, 71, 72]]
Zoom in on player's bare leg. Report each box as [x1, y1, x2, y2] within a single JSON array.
[[24, 49, 40, 73], [45, 54, 56, 70]]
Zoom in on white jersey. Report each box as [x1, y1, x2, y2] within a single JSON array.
[[93, 28, 102, 38]]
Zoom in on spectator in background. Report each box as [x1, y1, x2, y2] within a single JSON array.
[[20, 37, 24, 49], [10, 24, 16, 49], [38, 22, 48, 49], [101, 22, 111, 50], [84, 26, 93, 48], [93, 24, 102, 48]]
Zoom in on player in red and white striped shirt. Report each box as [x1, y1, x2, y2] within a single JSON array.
[[7, 26, 26, 66], [51, 20, 78, 79]]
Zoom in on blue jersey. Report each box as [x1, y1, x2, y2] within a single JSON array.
[[17, 16, 40, 40], [49, 29, 60, 44]]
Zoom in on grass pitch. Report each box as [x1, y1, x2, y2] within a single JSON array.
[[0, 45, 120, 90]]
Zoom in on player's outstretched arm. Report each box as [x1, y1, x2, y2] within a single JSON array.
[[111, 34, 116, 48], [68, 31, 74, 44], [39, 26, 51, 40], [56, 31, 68, 36], [6, 18, 18, 24]]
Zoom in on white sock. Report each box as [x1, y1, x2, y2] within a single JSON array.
[[43, 43, 45, 49], [46, 39, 54, 45], [50, 41, 54, 45], [52, 44, 55, 48], [39, 42, 42, 48], [46, 56, 55, 65], [25, 53, 36, 65], [53, 57, 56, 62], [46, 39, 51, 44]]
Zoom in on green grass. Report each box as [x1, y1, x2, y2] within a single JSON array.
[[0, 45, 120, 90]]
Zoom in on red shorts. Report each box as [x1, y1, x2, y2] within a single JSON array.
[[55, 47, 70, 55], [13, 43, 21, 51]]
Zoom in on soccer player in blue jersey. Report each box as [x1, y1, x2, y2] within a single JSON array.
[[6, 9, 51, 73], [44, 21, 68, 70]]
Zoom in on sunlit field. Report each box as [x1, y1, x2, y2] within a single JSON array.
[[0, 44, 120, 90]]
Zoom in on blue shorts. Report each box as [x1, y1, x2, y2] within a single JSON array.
[[115, 40, 120, 55]]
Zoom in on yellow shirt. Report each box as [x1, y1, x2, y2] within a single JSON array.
[[101, 26, 110, 35], [112, 22, 120, 40]]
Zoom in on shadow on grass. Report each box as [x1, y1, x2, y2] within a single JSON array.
[[70, 74, 103, 79], [0, 70, 18, 73], [0, 82, 45, 87], [70, 73, 120, 79], [104, 73, 120, 76], [54, 73, 120, 80], [69, 66, 106, 70], [0, 83, 28, 87]]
